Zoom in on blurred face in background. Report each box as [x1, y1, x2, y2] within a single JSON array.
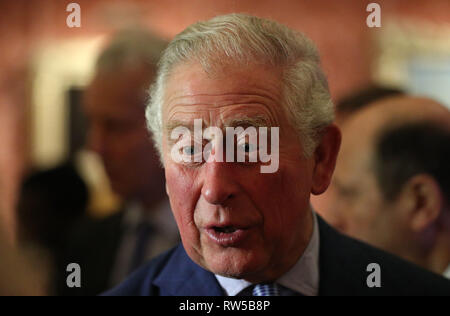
[[83, 65, 162, 201], [320, 113, 405, 252]]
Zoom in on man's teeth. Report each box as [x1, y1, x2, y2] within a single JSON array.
[[215, 226, 237, 233]]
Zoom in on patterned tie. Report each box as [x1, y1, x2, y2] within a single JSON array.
[[252, 283, 280, 296]]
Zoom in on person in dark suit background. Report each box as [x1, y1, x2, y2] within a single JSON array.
[[17, 163, 88, 258], [16, 162, 88, 295], [319, 96, 450, 278], [59, 29, 179, 296], [104, 14, 450, 296]]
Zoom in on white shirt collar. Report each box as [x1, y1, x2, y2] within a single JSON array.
[[215, 210, 320, 296]]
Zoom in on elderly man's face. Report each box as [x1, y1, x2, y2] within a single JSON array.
[[161, 62, 333, 282]]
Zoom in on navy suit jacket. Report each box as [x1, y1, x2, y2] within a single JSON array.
[[104, 216, 450, 296]]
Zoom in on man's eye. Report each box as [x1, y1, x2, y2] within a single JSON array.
[[238, 143, 256, 153], [182, 145, 197, 155]]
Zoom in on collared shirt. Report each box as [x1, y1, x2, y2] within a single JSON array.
[[215, 209, 320, 296], [109, 199, 179, 286]]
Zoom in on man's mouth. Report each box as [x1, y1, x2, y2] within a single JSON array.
[[204, 225, 250, 247], [213, 226, 238, 234]]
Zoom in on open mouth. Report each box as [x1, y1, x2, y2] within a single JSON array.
[[213, 226, 237, 234], [205, 225, 249, 246]]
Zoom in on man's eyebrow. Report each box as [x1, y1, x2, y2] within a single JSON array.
[[165, 120, 195, 135], [224, 116, 271, 128], [165, 116, 272, 136]]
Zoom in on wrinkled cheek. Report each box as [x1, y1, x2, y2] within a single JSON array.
[[165, 166, 201, 245]]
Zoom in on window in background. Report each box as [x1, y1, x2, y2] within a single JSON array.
[[373, 19, 450, 110], [407, 57, 450, 108]]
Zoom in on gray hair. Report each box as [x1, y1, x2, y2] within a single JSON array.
[[146, 13, 334, 159], [96, 28, 167, 73]]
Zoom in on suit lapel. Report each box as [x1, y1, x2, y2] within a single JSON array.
[[153, 245, 224, 296], [317, 215, 367, 295]]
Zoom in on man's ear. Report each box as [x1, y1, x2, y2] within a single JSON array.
[[311, 124, 341, 195], [400, 174, 443, 232]]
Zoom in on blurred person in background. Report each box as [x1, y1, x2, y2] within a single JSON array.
[[16, 162, 88, 293], [59, 29, 179, 296], [322, 96, 450, 277], [312, 85, 404, 220], [334, 85, 404, 124], [17, 163, 88, 255]]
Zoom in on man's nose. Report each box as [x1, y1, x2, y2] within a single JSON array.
[[201, 161, 240, 205]]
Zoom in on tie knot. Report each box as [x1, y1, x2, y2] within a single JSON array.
[[252, 283, 279, 296]]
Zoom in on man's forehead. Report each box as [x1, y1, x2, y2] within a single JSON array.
[[335, 130, 375, 193], [167, 96, 277, 117], [164, 61, 283, 104], [162, 62, 285, 131]]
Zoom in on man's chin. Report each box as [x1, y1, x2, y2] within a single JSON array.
[[200, 247, 266, 280]]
